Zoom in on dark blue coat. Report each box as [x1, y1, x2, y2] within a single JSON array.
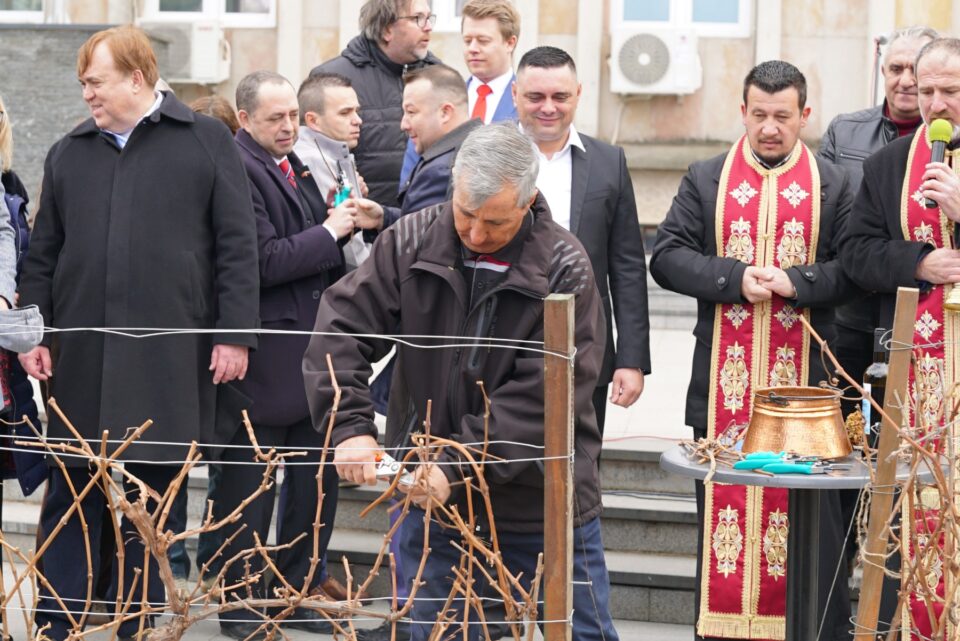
[[234, 129, 345, 428], [383, 118, 482, 227]]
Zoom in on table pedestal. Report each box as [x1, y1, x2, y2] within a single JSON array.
[[786, 488, 820, 641]]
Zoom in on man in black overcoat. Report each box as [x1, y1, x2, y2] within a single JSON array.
[[18, 26, 259, 640]]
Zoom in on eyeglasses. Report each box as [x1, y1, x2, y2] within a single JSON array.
[[397, 13, 436, 29]]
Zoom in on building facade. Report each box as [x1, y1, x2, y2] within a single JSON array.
[[0, 0, 955, 226]]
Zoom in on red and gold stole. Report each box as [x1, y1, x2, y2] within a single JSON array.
[[898, 124, 956, 641], [698, 136, 820, 640]]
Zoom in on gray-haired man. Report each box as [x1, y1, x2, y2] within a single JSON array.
[[304, 122, 619, 640]]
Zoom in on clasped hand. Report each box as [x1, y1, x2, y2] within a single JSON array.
[[740, 266, 797, 303]]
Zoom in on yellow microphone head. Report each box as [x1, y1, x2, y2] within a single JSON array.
[[930, 118, 953, 143]]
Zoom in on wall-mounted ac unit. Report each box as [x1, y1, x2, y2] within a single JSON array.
[[609, 28, 702, 95], [138, 21, 231, 85]]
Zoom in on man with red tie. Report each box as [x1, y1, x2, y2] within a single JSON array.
[[219, 70, 372, 640], [462, 0, 520, 125]]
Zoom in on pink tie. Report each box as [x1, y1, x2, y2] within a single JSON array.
[[279, 158, 297, 189], [472, 83, 493, 122]]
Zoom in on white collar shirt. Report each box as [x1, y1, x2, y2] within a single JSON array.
[[104, 91, 164, 149], [467, 70, 514, 124], [525, 124, 585, 231]]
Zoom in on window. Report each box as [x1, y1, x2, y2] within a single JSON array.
[[0, 0, 43, 23], [433, 0, 466, 33], [143, 0, 275, 28], [615, 0, 750, 38]]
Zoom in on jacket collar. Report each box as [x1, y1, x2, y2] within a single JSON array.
[[343, 34, 441, 74], [69, 90, 195, 137], [298, 127, 352, 160], [421, 118, 482, 162], [235, 128, 307, 207], [414, 192, 555, 299]]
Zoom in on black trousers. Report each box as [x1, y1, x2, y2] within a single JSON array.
[[216, 417, 339, 623], [691, 433, 852, 641], [35, 463, 181, 640]]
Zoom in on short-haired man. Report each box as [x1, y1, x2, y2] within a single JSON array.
[[651, 61, 855, 640], [312, 0, 439, 207], [295, 72, 373, 270], [398, 0, 519, 187], [841, 39, 960, 639], [19, 26, 260, 640], [391, 65, 481, 221], [304, 123, 620, 641], [219, 70, 360, 640], [514, 46, 650, 435], [462, 0, 520, 124]]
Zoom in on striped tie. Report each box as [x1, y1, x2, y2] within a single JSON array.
[[279, 157, 297, 189]]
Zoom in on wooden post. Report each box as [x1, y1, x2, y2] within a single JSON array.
[[854, 287, 919, 641], [543, 294, 574, 641]]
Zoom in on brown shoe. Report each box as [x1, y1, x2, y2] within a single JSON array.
[[309, 575, 370, 602]]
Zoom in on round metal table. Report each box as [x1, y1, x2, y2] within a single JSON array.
[[660, 446, 937, 641]]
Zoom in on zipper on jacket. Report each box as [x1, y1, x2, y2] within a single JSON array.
[[447, 283, 540, 431], [838, 150, 867, 162]]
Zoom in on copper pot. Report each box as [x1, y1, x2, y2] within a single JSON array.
[[742, 386, 852, 459]]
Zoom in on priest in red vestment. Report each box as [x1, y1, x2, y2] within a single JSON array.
[[841, 37, 960, 641], [651, 60, 857, 641]]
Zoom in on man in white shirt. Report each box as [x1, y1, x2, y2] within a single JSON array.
[[462, 0, 520, 124], [514, 46, 652, 436]]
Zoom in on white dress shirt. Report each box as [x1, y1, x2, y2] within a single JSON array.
[[467, 70, 514, 124], [526, 124, 585, 231]]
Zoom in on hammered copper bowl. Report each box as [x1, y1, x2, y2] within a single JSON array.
[[741, 386, 852, 459]]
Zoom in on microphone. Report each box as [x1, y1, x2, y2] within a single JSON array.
[[926, 118, 953, 208]]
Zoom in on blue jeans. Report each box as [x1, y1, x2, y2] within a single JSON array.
[[399, 511, 619, 641]]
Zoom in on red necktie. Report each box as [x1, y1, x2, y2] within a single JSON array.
[[472, 83, 493, 122], [279, 158, 297, 190]]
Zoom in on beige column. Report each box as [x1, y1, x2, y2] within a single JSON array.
[[754, 0, 781, 64], [868, 0, 895, 106], [339, 0, 361, 51], [515, 0, 539, 60], [575, 0, 602, 136], [277, 0, 303, 81]]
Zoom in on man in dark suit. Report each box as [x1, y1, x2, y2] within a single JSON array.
[[220, 70, 364, 640], [513, 47, 651, 434]]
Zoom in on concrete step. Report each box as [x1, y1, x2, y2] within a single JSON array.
[[2, 444, 698, 500], [601, 445, 695, 494], [0, 497, 698, 625], [329, 485, 698, 556]]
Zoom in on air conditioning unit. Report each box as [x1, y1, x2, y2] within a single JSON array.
[[609, 28, 702, 95], [138, 21, 231, 85]]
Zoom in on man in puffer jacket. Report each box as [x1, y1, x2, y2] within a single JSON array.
[[311, 0, 440, 208]]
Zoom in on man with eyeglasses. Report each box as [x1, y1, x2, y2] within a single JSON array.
[[311, 0, 440, 209]]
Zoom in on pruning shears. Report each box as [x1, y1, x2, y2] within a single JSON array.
[[733, 451, 851, 474], [374, 451, 416, 486]]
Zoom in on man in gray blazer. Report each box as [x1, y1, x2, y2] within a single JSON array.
[[513, 46, 651, 434]]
